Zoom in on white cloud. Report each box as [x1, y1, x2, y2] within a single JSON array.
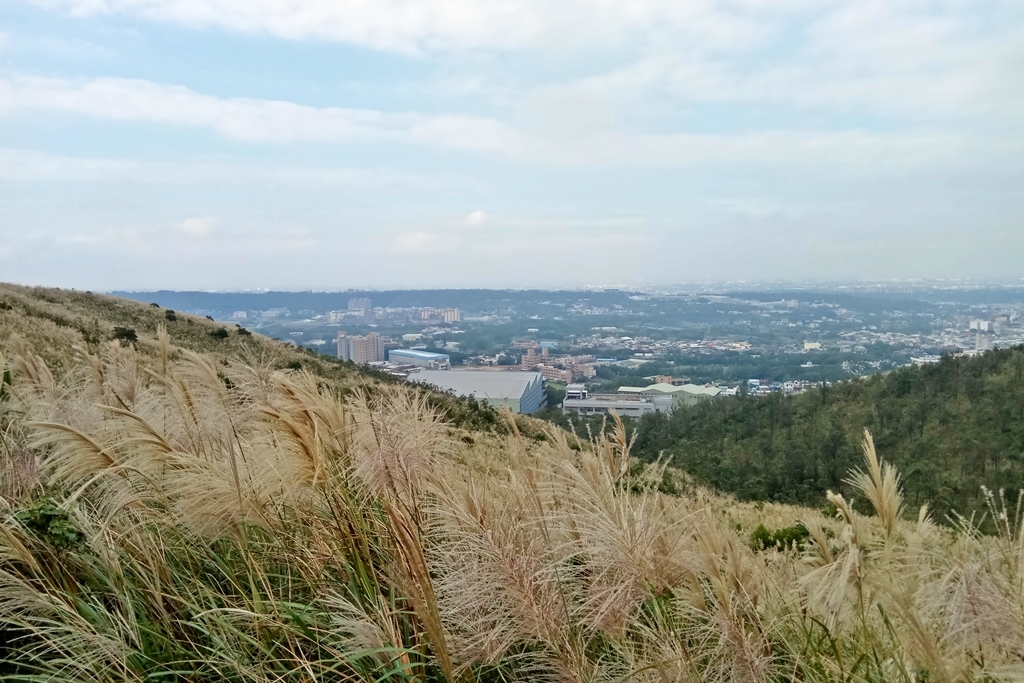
[[0, 75, 517, 153], [465, 210, 487, 227], [17, 1, 1024, 148], [0, 75, 1002, 168], [0, 148, 484, 191], [178, 216, 216, 237], [27, 0, 1024, 120], [394, 230, 452, 254], [547, 3, 1024, 123], [31, 0, 767, 55], [41, 222, 317, 256]]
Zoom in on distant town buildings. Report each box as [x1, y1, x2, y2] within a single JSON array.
[[648, 375, 691, 386], [329, 298, 373, 323], [336, 331, 385, 364], [415, 307, 460, 323], [261, 308, 288, 319], [519, 346, 596, 381], [534, 365, 574, 383], [168, 287, 1024, 394], [329, 305, 461, 326], [348, 297, 372, 315]]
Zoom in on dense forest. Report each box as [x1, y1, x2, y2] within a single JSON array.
[[632, 346, 1024, 521]]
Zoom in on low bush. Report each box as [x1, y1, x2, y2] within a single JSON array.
[[112, 326, 138, 344], [750, 522, 810, 551], [14, 498, 81, 550]]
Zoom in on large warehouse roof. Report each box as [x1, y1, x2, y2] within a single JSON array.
[[410, 370, 543, 402], [389, 349, 450, 360], [619, 383, 722, 397]]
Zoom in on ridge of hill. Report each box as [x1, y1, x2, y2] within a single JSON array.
[[633, 345, 1024, 521], [0, 283, 353, 375], [0, 283, 506, 433]]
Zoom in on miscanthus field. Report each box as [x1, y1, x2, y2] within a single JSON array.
[[0, 286, 1023, 682]]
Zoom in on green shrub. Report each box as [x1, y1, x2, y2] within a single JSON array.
[[112, 326, 138, 344], [164, 309, 177, 321], [750, 522, 809, 551], [14, 498, 81, 550], [210, 327, 230, 340]]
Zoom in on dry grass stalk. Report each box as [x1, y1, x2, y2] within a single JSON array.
[[848, 429, 904, 540], [0, 339, 1023, 681]]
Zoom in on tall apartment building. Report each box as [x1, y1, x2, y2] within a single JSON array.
[[337, 331, 384, 364]]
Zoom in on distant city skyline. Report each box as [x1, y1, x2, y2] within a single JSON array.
[[1, 1, 1022, 289]]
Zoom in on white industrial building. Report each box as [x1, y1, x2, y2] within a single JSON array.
[[616, 382, 722, 407], [388, 349, 451, 370], [410, 370, 544, 414], [562, 384, 673, 417]]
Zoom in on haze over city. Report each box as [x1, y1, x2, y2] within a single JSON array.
[[2, 0, 1023, 290]]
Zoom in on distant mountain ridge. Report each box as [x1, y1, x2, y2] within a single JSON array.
[[111, 288, 642, 315]]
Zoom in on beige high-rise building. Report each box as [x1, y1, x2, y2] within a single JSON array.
[[337, 331, 384, 364]]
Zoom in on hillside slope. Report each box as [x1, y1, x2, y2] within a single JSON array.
[[633, 346, 1024, 520], [0, 285, 1022, 680], [0, 283, 505, 433], [0, 283, 377, 380]]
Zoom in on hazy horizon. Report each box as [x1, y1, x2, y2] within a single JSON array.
[[2, 1, 1022, 290], [104, 276, 1024, 296]]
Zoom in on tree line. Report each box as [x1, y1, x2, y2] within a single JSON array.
[[631, 346, 1024, 522]]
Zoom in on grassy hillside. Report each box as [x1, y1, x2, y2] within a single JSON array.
[[1, 286, 1023, 680], [633, 346, 1024, 522], [0, 283, 505, 434], [0, 283, 365, 375]]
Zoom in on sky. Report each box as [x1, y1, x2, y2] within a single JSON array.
[[1, 0, 1023, 291]]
